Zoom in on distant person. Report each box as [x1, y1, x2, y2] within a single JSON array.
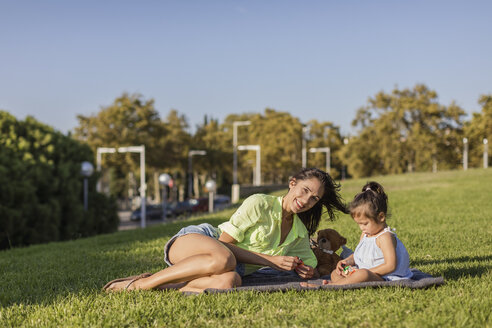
[[103, 168, 348, 293], [304, 181, 412, 287]]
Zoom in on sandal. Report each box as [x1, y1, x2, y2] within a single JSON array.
[[103, 272, 152, 291]]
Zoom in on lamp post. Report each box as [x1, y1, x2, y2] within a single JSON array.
[[159, 173, 172, 220], [484, 138, 489, 169], [342, 137, 349, 180], [309, 147, 331, 173], [96, 145, 147, 228], [205, 179, 217, 213], [302, 125, 310, 168], [188, 150, 206, 199], [81, 161, 94, 211], [96, 147, 116, 192], [463, 138, 468, 171], [232, 121, 251, 203], [238, 145, 261, 186]]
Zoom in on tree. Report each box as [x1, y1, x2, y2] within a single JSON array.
[[192, 117, 231, 194], [73, 93, 191, 200], [305, 120, 344, 179], [345, 84, 466, 178], [464, 94, 492, 167], [0, 110, 118, 249]]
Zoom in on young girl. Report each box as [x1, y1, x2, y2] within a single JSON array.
[[328, 181, 412, 285], [103, 168, 348, 293]]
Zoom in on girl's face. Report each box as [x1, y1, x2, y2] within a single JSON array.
[[352, 205, 386, 237], [285, 177, 324, 214]]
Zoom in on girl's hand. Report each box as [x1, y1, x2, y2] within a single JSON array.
[[295, 263, 315, 279], [336, 260, 347, 275]]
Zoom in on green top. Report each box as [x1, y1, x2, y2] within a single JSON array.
[[218, 194, 317, 275]]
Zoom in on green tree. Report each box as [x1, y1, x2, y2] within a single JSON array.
[[74, 93, 191, 200], [464, 94, 492, 167], [192, 117, 231, 194], [345, 84, 466, 178], [305, 120, 344, 179], [0, 111, 117, 249]]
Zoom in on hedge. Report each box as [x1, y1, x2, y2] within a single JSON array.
[[0, 111, 118, 249]]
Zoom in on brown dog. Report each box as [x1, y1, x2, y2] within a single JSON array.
[[312, 229, 347, 277]]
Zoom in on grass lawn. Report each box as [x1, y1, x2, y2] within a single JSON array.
[[1, 169, 491, 327]]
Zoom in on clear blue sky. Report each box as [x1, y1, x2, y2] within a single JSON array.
[[1, 0, 491, 135]]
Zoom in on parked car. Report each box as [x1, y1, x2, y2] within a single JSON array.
[[213, 194, 231, 211], [130, 203, 174, 221], [186, 195, 232, 213], [172, 200, 195, 217]]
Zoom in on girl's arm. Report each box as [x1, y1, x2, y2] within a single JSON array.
[[219, 232, 300, 271], [369, 232, 398, 276]]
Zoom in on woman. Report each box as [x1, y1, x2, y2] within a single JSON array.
[[104, 168, 348, 293]]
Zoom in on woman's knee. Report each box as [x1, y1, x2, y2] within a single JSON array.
[[208, 251, 237, 273]]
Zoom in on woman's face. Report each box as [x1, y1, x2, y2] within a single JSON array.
[[285, 177, 324, 214]]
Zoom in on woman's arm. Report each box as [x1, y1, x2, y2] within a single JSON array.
[[369, 232, 397, 276], [219, 232, 300, 271]]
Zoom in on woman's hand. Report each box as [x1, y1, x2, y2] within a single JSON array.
[[295, 263, 315, 279], [270, 255, 301, 271]]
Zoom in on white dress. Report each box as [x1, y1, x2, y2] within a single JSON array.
[[353, 227, 413, 281]]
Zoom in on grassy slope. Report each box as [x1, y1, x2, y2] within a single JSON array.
[[1, 169, 491, 327]]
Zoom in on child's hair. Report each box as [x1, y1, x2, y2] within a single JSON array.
[[349, 181, 389, 221], [291, 168, 349, 236]]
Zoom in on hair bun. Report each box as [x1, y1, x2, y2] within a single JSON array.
[[362, 181, 385, 195]]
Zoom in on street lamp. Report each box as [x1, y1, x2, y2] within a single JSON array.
[[159, 173, 172, 220], [205, 179, 217, 213], [232, 120, 251, 203], [342, 137, 349, 180], [463, 138, 468, 171], [96, 145, 147, 228], [302, 125, 310, 168], [81, 161, 94, 211], [188, 150, 206, 199], [484, 138, 489, 169], [309, 147, 331, 173], [238, 145, 261, 186]]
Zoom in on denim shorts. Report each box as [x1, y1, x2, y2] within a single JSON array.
[[163, 223, 245, 276]]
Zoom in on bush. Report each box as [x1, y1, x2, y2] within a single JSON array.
[[0, 111, 118, 249]]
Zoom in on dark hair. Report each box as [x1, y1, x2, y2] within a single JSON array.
[[291, 168, 348, 236], [349, 181, 388, 221]]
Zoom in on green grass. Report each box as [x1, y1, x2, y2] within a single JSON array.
[[1, 169, 491, 327]]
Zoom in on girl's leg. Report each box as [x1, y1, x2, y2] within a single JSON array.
[[300, 268, 383, 288], [329, 269, 383, 285], [330, 269, 344, 283], [106, 234, 237, 291]]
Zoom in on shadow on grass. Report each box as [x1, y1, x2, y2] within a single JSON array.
[[441, 265, 492, 280], [0, 217, 227, 308], [412, 254, 492, 266], [413, 255, 492, 280]]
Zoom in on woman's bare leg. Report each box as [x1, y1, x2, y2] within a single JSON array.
[[177, 271, 242, 293], [105, 234, 237, 291], [155, 271, 242, 293]]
